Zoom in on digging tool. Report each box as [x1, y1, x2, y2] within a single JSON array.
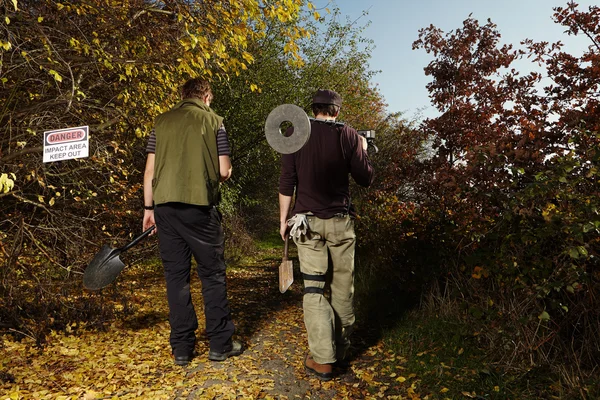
[[279, 235, 294, 293], [83, 225, 155, 290]]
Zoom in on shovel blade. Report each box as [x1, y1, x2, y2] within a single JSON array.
[[279, 259, 293, 293], [83, 244, 126, 290]]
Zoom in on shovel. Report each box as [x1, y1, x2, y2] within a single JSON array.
[[83, 225, 155, 290], [279, 235, 294, 293]]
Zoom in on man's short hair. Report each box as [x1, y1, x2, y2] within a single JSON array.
[[181, 78, 212, 100], [312, 103, 340, 117]]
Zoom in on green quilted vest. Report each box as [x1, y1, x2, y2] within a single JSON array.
[[152, 98, 224, 206]]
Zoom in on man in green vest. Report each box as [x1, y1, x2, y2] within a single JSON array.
[[142, 78, 242, 366]]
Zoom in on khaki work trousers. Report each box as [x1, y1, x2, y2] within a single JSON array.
[[294, 214, 356, 364]]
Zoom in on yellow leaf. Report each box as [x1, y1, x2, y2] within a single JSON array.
[[11, 0, 18, 11], [38, 17, 44, 23], [59, 346, 78, 356], [84, 391, 100, 399], [0, 173, 15, 193], [49, 69, 63, 82], [396, 376, 406, 383], [49, 197, 55, 206], [440, 387, 449, 393]]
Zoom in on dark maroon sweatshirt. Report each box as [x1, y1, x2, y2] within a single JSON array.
[[279, 120, 375, 219]]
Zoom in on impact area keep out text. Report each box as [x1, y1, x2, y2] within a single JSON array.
[[43, 126, 89, 163]]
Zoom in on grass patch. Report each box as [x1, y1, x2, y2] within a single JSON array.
[[383, 313, 508, 399], [380, 307, 594, 400], [226, 230, 290, 268], [254, 229, 284, 250]]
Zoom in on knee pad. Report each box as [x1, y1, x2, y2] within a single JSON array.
[[303, 273, 326, 295]]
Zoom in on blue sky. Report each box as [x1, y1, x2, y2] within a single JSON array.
[[312, 0, 597, 120]]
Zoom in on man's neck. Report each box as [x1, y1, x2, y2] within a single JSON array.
[[314, 113, 336, 122]]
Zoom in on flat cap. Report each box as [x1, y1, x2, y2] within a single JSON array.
[[312, 89, 342, 107]]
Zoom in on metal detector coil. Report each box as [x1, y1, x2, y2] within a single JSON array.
[[265, 104, 311, 154]]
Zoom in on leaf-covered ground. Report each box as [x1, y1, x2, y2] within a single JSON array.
[[1, 254, 422, 400]]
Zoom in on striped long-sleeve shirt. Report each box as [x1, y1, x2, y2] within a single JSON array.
[[145, 124, 231, 156]]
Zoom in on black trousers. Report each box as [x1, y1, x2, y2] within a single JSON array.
[[154, 203, 235, 356]]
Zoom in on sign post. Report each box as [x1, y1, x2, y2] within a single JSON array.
[[43, 126, 89, 163]]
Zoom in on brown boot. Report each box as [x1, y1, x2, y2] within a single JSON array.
[[304, 354, 333, 381]]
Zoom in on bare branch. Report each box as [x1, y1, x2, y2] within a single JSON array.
[[0, 146, 43, 164], [9, 193, 52, 213], [131, 6, 176, 23]]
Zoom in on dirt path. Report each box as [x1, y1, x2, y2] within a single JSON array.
[[1, 258, 412, 399]]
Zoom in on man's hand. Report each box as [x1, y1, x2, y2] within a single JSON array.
[[280, 220, 289, 241], [143, 210, 157, 235]]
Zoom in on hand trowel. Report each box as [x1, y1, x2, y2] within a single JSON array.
[[279, 235, 294, 293]]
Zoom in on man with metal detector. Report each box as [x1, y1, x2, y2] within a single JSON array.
[[278, 89, 375, 380], [142, 78, 242, 366]]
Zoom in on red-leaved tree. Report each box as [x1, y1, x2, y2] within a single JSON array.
[[359, 2, 599, 391]]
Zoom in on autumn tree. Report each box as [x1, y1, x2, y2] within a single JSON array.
[[0, 0, 313, 342], [210, 6, 393, 240]]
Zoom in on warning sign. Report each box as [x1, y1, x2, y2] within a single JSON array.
[[43, 126, 89, 163]]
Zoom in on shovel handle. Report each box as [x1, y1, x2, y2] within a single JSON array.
[[121, 225, 155, 252], [284, 234, 290, 259]]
